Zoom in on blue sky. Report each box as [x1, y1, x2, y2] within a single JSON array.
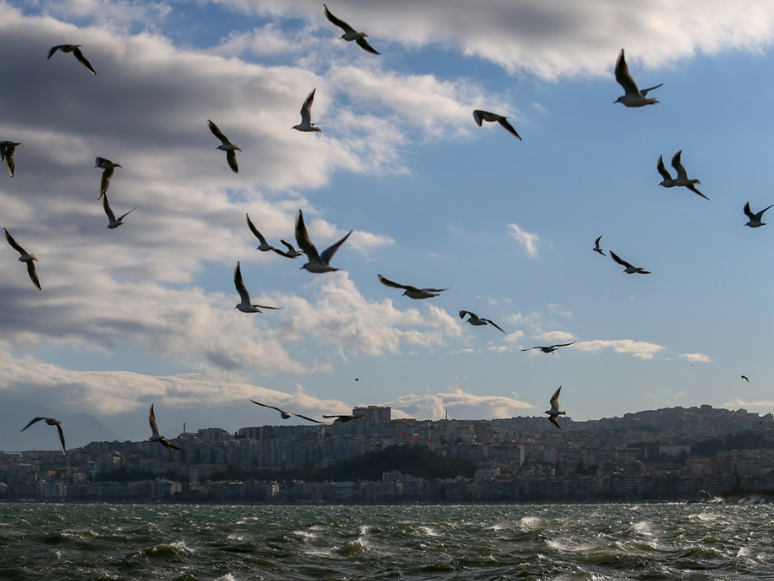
[[2, 0, 774, 446]]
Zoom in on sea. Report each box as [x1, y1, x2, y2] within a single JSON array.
[[1, 503, 773, 580]]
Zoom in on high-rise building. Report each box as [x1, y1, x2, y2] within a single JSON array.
[[353, 406, 391, 421]]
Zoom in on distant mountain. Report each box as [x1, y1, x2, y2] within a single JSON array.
[[0, 398, 118, 453]]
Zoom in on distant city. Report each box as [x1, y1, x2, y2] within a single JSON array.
[[3, 404, 774, 504]]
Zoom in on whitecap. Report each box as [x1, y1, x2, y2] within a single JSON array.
[[520, 516, 541, 530]]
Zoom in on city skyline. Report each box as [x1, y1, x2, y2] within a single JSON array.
[[2, 1, 774, 444]]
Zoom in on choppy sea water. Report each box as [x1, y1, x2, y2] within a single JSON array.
[[1, 503, 773, 580]]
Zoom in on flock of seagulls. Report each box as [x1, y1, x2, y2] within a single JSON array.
[[8, 6, 770, 452]]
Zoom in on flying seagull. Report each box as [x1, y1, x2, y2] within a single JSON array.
[[234, 261, 282, 313], [21, 417, 66, 455], [4, 228, 40, 290], [323, 4, 380, 54], [472, 110, 522, 140], [322, 414, 364, 423], [295, 209, 352, 273], [245, 213, 276, 252], [148, 404, 181, 451], [47, 44, 97, 75], [0, 141, 21, 177], [208, 119, 241, 173], [610, 250, 651, 275], [250, 400, 323, 423], [459, 310, 506, 333], [521, 342, 575, 354], [741, 375, 750, 382], [102, 193, 135, 229], [614, 49, 661, 107], [272, 239, 304, 259], [593, 235, 606, 256], [95, 157, 122, 199], [545, 386, 565, 430], [292, 89, 321, 133], [657, 151, 707, 200], [744, 201, 773, 228], [378, 274, 448, 299]]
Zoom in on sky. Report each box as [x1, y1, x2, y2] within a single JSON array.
[[3, 0, 774, 448]]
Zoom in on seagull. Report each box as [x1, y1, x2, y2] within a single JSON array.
[[245, 213, 276, 252], [292, 89, 321, 133], [610, 251, 651, 275], [148, 404, 181, 451], [378, 274, 448, 299], [545, 386, 565, 430], [323, 4, 380, 54], [741, 375, 750, 382], [208, 119, 241, 173], [0, 141, 21, 177], [295, 209, 352, 273], [459, 310, 506, 333], [322, 414, 364, 423], [657, 151, 707, 200], [102, 193, 135, 229], [272, 239, 304, 259], [47, 44, 97, 75], [95, 157, 122, 199], [521, 342, 575, 354], [4, 228, 41, 290], [744, 201, 773, 228], [593, 235, 606, 256], [472, 110, 522, 140], [250, 399, 323, 423], [614, 49, 662, 107], [234, 261, 282, 313], [21, 417, 66, 455]]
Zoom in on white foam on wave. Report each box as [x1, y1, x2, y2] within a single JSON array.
[[520, 516, 541, 530], [416, 526, 438, 536], [632, 521, 654, 536], [214, 574, 237, 581]]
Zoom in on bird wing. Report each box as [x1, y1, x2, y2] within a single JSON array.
[[245, 214, 269, 246], [149, 404, 160, 437], [743, 202, 755, 220], [250, 399, 285, 414], [686, 184, 709, 200], [159, 437, 181, 451], [294, 413, 324, 424], [21, 417, 47, 432], [320, 230, 352, 265], [300, 89, 315, 124], [550, 385, 562, 409], [294, 210, 322, 263], [640, 83, 663, 96], [116, 208, 136, 223], [355, 37, 380, 55], [521, 346, 540, 352], [207, 119, 231, 145], [72, 46, 96, 75], [100, 166, 115, 197], [472, 110, 486, 127], [226, 149, 239, 173], [552, 342, 575, 349], [55, 423, 66, 455], [459, 310, 473, 320], [609, 251, 633, 269], [614, 49, 641, 96], [102, 194, 117, 222], [497, 117, 522, 140], [482, 319, 506, 333], [549, 415, 562, 430], [671, 150, 688, 179], [4, 148, 15, 176], [419, 287, 448, 293], [47, 45, 64, 59], [4, 228, 28, 255], [378, 274, 408, 290], [761, 204, 774, 217], [280, 240, 298, 253], [26, 260, 41, 290], [234, 262, 251, 304], [656, 156, 672, 182], [323, 4, 356, 33], [742, 375, 749, 382], [271, 247, 292, 258]]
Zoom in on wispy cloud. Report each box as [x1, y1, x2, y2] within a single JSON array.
[[573, 339, 666, 360], [507, 223, 539, 257], [679, 353, 711, 363], [723, 398, 774, 410], [384, 389, 534, 420]]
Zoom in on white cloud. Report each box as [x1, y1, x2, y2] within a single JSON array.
[[679, 353, 711, 363], [384, 388, 534, 420], [507, 223, 539, 257], [723, 398, 774, 410], [573, 339, 666, 360]]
